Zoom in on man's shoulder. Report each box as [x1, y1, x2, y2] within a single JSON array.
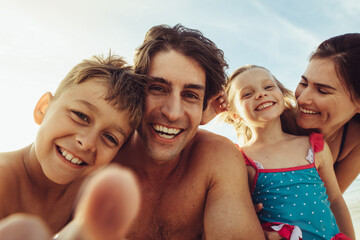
[[187, 129, 242, 163]]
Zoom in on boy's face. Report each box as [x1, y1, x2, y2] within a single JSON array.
[[34, 79, 132, 184]]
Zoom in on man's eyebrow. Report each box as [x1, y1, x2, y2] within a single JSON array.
[[301, 75, 336, 90], [148, 76, 170, 86], [75, 99, 99, 113], [148, 76, 205, 91], [184, 83, 205, 91]]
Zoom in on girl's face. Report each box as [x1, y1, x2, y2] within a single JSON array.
[[295, 58, 360, 135], [231, 68, 285, 126]]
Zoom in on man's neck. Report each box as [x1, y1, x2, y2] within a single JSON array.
[[116, 133, 184, 183]]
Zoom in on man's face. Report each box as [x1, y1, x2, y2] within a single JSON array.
[[138, 49, 206, 162]]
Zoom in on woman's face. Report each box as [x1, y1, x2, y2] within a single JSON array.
[[295, 58, 359, 135]]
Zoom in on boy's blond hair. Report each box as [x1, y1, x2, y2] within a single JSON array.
[[54, 53, 146, 129], [220, 65, 302, 144]]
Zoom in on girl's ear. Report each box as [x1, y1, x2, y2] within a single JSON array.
[[34, 92, 53, 125]]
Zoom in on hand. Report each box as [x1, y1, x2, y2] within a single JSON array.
[[254, 203, 263, 213], [264, 230, 284, 240], [201, 90, 229, 125]]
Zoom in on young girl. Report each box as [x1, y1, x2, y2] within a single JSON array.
[[221, 65, 355, 239]]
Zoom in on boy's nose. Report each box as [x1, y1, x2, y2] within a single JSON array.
[[76, 132, 97, 152]]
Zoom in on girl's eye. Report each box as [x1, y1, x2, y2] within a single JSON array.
[[242, 92, 252, 98], [72, 111, 90, 123], [103, 133, 118, 146], [265, 85, 274, 90]]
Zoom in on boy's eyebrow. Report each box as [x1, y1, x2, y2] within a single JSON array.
[[75, 99, 99, 113], [301, 75, 336, 90], [75, 99, 128, 138], [114, 126, 128, 139]]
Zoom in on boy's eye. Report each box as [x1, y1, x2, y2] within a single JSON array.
[[103, 133, 118, 146], [72, 111, 90, 123]]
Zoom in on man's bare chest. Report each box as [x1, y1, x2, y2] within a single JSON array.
[[127, 179, 206, 240]]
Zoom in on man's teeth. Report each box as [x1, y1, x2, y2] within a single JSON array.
[[300, 107, 319, 115], [256, 102, 274, 110], [61, 149, 84, 165], [153, 124, 181, 139]]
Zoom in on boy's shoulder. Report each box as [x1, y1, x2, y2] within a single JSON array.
[[0, 149, 25, 184], [0, 150, 26, 218]]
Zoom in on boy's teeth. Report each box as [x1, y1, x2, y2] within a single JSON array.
[[61, 148, 84, 165]]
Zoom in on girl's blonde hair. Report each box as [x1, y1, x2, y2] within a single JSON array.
[[220, 65, 304, 145]]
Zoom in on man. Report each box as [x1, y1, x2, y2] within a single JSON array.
[[114, 24, 265, 240]]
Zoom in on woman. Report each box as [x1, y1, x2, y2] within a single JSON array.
[[295, 33, 360, 193]]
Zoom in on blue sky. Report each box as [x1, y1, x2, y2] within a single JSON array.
[[1, 0, 359, 151]]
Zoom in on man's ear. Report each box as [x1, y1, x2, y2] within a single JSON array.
[[34, 92, 53, 125]]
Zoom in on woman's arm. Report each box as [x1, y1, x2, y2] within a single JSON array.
[[317, 143, 355, 239], [334, 145, 360, 193]]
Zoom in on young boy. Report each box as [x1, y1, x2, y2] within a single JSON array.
[[0, 54, 145, 234]]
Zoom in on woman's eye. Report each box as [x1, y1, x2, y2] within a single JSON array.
[[298, 81, 307, 87], [318, 88, 330, 94], [72, 111, 90, 123], [103, 133, 118, 146]]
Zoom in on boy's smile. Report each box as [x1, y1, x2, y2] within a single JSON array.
[[57, 146, 87, 166]]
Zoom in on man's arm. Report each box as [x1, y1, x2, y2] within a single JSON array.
[[199, 135, 265, 239]]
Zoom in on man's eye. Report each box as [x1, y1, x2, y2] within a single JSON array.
[[103, 133, 118, 146], [147, 85, 166, 94], [184, 92, 199, 100], [72, 111, 90, 123]]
